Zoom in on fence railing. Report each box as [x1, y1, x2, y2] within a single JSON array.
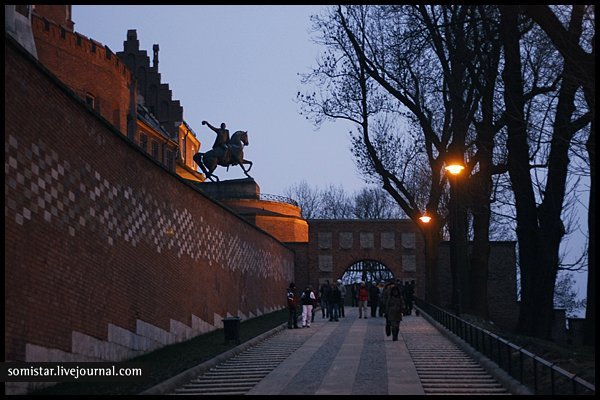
[[259, 193, 298, 207], [414, 298, 595, 395]]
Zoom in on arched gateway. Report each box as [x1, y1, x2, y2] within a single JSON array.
[[306, 219, 425, 299]]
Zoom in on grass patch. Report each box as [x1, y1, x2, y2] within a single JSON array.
[[30, 309, 287, 396]]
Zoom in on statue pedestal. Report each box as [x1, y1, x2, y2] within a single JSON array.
[[193, 177, 307, 243], [196, 178, 260, 201]]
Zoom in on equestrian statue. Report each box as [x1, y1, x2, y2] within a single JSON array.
[[193, 120, 253, 182]]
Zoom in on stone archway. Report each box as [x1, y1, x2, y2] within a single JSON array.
[[339, 259, 395, 285], [306, 219, 426, 303]]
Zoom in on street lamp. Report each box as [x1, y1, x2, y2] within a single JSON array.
[[445, 163, 465, 176], [419, 213, 432, 224]]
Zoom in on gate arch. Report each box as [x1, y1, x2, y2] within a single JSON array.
[[306, 219, 426, 301], [339, 259, 395, 285]]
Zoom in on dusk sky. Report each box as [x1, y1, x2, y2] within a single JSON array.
[[73, 5, 365, 197], [72, 5, 588, 312]]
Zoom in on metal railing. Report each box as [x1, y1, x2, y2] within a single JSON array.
[[259, 193, 298, 207], [415, 298, 595, 395]]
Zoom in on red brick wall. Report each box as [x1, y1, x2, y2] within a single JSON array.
[[307, 219, 427, 296], [33, 5, 74, 31], [31, 13, 133, 135], [5, 38, 294, 366]]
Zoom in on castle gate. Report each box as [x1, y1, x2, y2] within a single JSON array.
[[305, 219, 426, 299]]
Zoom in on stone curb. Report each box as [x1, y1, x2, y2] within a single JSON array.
[[138, 323, 287, 395]]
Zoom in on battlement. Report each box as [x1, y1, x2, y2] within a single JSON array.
[[31, 13, 132, 84]]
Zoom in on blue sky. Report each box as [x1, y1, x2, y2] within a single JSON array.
[[73, 5, 365, 197]]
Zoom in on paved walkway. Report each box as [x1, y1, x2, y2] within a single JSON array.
[[247, 306, 426, 395], [150, 305, 523, 396]]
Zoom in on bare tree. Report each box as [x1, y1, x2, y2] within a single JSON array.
[[285, 182, 404, 220], [320, 184, 354, 219], [284, 180, 321, 219], [554, 273, 587, 318], [500, 5, 593, 339], [523, 4, 595, 347], [353, 186, 405, 219], [299, 5, 449, 306], [334, 5, 511, 316]]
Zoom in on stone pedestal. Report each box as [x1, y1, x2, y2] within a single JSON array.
[[196, 178, 260, 200]]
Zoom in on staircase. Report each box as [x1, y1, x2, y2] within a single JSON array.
[[401, 318, 510, 395], [172, 331, 304, 395]]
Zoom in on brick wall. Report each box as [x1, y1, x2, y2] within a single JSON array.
[[307, 219, 427, 296], [437, 242, 519, 330], [5, 37, 294, 393], [31, 13, 133, 135]]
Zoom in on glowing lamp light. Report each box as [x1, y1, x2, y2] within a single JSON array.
[[419, 214, 432, 224], [445, 163, 465, 175]]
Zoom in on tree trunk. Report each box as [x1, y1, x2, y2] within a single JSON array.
[[584, 121, 595, 346], [524, 3, 595, 347], [501, 6, 541, 337], [469, 178, 491, 320], [422, 222, 442, 306]]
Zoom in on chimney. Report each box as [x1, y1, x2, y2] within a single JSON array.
[[153, 44, 159, 69]]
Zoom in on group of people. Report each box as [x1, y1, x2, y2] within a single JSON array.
[[354, 280, 415, 318], [287, 279, 416, 340], [318, 279, 347, 321], [287, 282, 318, 329]]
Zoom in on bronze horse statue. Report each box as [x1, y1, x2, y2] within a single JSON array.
[[193, 130, 253, 182]]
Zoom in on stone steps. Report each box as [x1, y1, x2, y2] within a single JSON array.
[[401, 319, 510, 395], [172, 332, 304, 395]]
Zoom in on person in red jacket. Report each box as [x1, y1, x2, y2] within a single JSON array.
[[358, 281, 369, 319]]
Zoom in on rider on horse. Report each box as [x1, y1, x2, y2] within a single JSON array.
[[195, 121, 253, 182], [202, 120, 230, 159]]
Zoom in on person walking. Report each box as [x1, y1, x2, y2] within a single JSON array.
[[336, 279, 347, 318], [384, 283, 405, 341], [327, 281, 341, 321], [380, 280, 394, 335], [300, 285, 316, 328], [357, 281, 369, 319], [351, 283, 358, 307], [319, 280, 331, 319], [378, 282, 386, 317], [287, 283, 300, 329], [369, 281, 380, 317]]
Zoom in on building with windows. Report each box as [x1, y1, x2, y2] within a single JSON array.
[[12, 4, 202, 178]]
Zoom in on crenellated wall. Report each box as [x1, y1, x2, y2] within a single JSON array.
[[5, 36, 294, 394], [31, 12, 134, 135]]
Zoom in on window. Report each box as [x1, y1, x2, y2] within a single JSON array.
[[166, 150, 173, 171], [85, 93, 95, 109], [151, 140, 159, 160], [190, 145, 196, 168], [140, 134, 148, 153]]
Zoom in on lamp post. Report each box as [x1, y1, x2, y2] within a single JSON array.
[[418, 211, 442, 306], [445, 160, 467, 316]]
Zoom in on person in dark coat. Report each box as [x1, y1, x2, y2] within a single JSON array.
[[351, 283, 358, 307], [384, 283, 405, 341], [369, 282, 380, 317], [287, 283, 299, 329], [327, 282, 341, 321], [319, 280, 331, 319]]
